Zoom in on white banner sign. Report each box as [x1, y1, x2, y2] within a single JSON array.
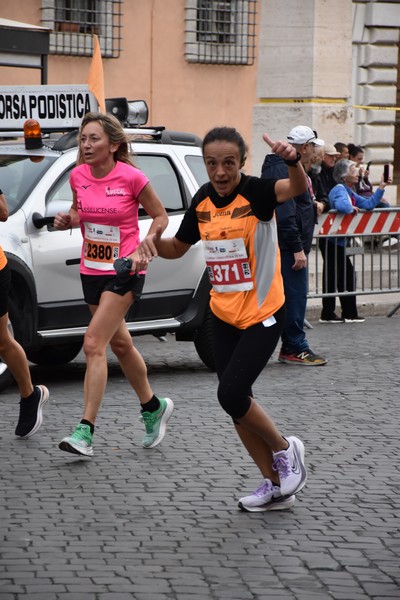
[[0, 85, 98, 129]]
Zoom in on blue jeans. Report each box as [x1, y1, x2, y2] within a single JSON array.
[[280, 250, 309, 354]]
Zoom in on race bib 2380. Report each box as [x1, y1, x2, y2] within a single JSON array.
[[83, 222, 120, 270]]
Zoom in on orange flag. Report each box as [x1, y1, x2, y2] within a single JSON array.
[[87, 34, 105, 112]]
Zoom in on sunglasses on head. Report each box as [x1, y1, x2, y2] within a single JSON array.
[[305, 130, 319, 144]]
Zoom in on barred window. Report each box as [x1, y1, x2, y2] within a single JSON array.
[[185, 0, 257, 65], [41, 0, 122, 58]]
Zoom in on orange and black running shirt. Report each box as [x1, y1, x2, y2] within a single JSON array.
[[176, 174, 285, 329], [0, 245, 7, 271]]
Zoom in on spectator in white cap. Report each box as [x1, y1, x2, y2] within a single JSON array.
[[261, 126, 327, 366], [286, 126, 324, 147]]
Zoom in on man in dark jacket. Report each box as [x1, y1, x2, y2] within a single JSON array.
[[318, 144, 340, 200], [261, 125, 327, 366], [313, 144, 344, 323]]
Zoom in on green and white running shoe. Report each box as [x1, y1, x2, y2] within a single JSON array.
[[141, 397, 174, 448], [59, 423, 93, 457]]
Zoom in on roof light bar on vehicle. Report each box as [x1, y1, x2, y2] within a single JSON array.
[[24, 119, 43, 149]]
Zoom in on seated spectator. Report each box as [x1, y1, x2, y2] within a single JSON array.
[[320, 160, 391, 324]]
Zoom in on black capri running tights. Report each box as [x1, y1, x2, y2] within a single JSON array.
[[213, 305, 285, 421]]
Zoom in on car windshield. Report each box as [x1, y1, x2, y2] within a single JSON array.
[[0, 154, 58, 214]]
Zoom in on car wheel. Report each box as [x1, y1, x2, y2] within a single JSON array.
[[193, 307, 216, 371], [0, 299, 20, 393], [26, 341, 83, 366]]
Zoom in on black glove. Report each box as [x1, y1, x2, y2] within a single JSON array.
[[113, 257, 133, 284]]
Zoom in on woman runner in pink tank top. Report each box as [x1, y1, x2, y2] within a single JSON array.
[[54, 112, 173, 457]]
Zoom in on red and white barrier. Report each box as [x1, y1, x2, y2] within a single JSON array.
[[315, 209, 400, 237]]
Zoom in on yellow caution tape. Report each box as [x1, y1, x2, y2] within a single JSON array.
[[352, 104, 400, 111], [259, 98, 400, 110], [259, 98, 347, 104]]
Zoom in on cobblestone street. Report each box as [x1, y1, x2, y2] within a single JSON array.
[[1, 314, 399, 600]]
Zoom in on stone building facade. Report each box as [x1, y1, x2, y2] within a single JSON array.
[[253, 0, 399, 202]]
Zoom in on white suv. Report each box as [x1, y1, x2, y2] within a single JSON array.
[[0, 93, 215, 391]]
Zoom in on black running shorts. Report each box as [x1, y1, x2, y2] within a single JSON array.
[[80, 273, 145, 306], [0, 264, 11, 318]]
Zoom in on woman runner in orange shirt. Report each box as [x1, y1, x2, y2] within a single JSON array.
[[136, 127, 309, 512]]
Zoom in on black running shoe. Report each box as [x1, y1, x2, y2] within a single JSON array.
[[15, 385, 49, 438]]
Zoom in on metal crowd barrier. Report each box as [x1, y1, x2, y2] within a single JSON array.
[[308, 208, 400, 316]]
